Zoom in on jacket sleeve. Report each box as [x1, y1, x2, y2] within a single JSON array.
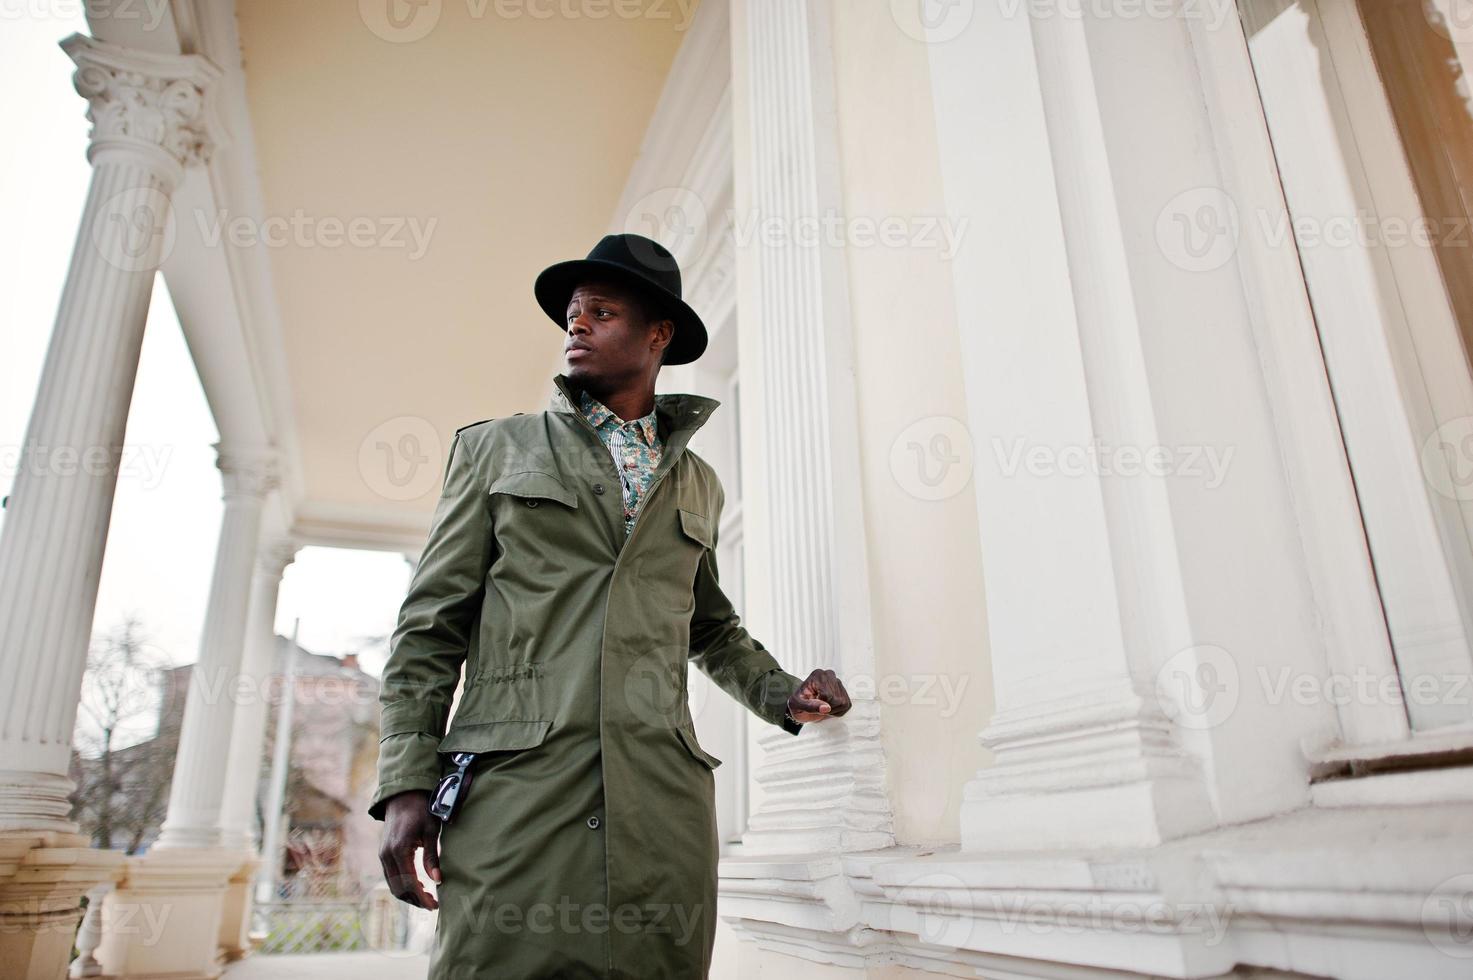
[[368, 429, 493, 820], [688, 480, 804, 736]]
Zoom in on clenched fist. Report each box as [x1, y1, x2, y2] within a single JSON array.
[[787, 668, 852, 723]]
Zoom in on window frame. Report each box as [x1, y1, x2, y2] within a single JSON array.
[[1195, 0, 1473, 759]]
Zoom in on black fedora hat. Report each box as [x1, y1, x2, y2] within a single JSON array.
[[534, 233, 708, 366]]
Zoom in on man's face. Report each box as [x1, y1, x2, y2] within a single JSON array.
[[563, 280, 672, 389]]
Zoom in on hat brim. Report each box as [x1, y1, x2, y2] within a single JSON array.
[[534, 258, 707, 366]]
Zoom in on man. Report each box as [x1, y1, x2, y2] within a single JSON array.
[[372, 232, 852, 979]]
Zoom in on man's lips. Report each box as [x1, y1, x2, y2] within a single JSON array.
[[566, 341, 593, 357]]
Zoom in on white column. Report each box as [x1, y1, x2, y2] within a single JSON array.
[[155, 447, 279, 850], [729, 0, 892, 856], [217, 540, 293, 962], [923, 3, 1210, 854], [219, 540, 297, 851], [0, 34, 221, 833], [924, 4, 1336, 851]]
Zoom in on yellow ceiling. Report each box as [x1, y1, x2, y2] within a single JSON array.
[[235, 0, 695, 517]]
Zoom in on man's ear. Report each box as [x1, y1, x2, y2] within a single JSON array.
[[651, 318, 675, 360]]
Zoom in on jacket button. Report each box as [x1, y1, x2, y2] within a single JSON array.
[[526, 499, 540, 508], [593, 484, 605, 495], [586, 815, 600, 829]]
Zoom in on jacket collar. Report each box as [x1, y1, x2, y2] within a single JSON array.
[[577, 388, 660, 446], [548, 372, 719, 439]]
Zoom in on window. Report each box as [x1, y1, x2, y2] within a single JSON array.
[[1240, 0, 1473, 736]]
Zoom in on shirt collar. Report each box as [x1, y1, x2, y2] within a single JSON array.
[[578, 387, 659, 445]]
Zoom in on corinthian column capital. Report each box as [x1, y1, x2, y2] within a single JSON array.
[[215, 445, 281, 501], [60, 33, 225, 177]]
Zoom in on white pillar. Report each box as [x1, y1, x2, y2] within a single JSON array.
[[920, 3, 1210, 854], [924, 3, 1336, 851], [257, 619, 300, 907], [729, 0, 892, 856], [219, 540, 297, 851], [217, 540, 293, 964], [155, 447, 279, 850], [0, 34, 222, 834], [0, 34, 219, 980]]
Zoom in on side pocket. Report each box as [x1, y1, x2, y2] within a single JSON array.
[[674, 724, 723, 769], [437, 718, 552, 756]]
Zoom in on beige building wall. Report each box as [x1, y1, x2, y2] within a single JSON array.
[[826, 0, 991, 849]]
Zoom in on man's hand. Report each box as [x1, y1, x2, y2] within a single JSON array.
[[378, 790, 442, 910], [787, 668, 852, 723]]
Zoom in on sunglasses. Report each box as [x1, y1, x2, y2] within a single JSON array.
[[428, 752, 479, 824]]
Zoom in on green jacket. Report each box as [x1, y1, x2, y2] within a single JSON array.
[[370, 372, 803, 979]]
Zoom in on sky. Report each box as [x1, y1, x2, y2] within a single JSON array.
[[1, 13, 409, 689]]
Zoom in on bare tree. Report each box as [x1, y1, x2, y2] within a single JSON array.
[[70, 615, 176, 852]]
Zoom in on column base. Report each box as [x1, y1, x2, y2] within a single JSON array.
[[739, 701, 895, 855], [721, 803, 1473, 980], [97, 847, 252, 980], [0, 831, 125, 980], [216, 853, 262, 963], [0, 773, 81, 836], [962, 682, 1218, 852]]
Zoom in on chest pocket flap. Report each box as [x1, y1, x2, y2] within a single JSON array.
[[489, 470, 578, 509], [677, 507, 713, 549]]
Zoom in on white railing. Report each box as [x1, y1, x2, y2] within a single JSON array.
[[253, 872, 434, 956]]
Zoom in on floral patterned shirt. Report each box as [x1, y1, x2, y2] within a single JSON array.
[[578, 388, 664, 535]]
